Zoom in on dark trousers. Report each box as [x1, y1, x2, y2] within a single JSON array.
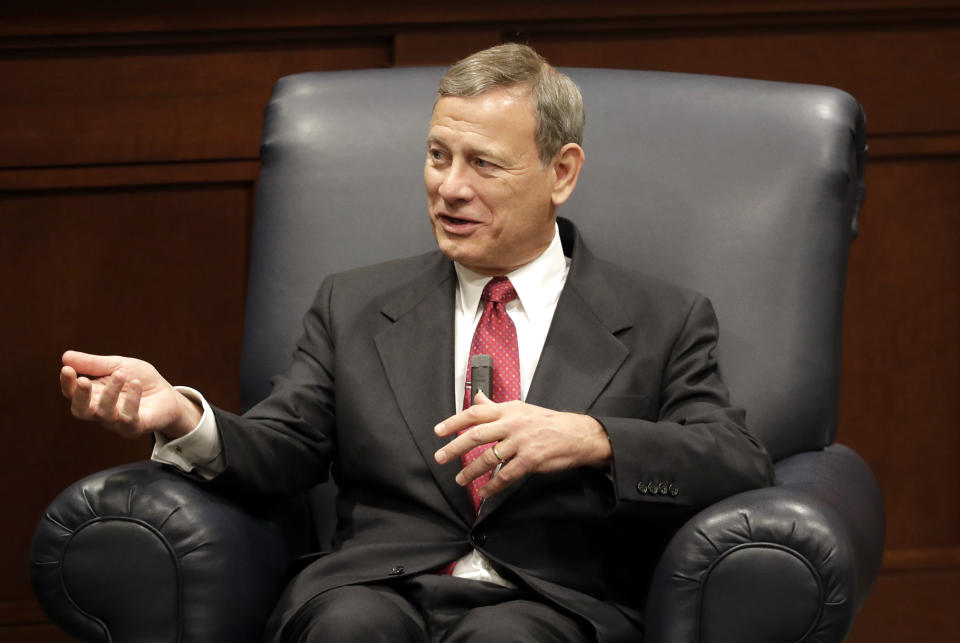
[[278, 574, 593, 642]]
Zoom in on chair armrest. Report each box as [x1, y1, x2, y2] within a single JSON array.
[[644, 444, 885, 643], [30, 461, 313, 643]]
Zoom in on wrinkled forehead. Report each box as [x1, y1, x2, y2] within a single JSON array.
[[427, 89, 539, 156]]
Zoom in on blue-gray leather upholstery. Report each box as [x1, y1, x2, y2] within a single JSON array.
[[31, 67, 884, 642]]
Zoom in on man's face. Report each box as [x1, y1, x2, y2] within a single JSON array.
[[425, 87, 558, 276]]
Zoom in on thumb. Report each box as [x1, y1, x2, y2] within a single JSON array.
[[62, 350, 122, 377]]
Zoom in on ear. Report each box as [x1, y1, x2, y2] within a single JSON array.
[[550, 143, 585, 207]]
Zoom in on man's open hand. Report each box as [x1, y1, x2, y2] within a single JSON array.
[[60, 351, 200, 440], [433, 392, 611, 499]]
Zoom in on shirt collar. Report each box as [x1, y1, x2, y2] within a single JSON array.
[[454, 223, 568, 321]]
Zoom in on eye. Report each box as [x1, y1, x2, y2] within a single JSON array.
[[474, 158, 494, 169]]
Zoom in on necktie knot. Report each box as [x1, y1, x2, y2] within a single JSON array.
[[481, 276, 518, 305]]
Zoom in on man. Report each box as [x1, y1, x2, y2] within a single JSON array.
[[60, 44, 774, 642]]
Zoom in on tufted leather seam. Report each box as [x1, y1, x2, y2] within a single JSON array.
[[59, 516, 183, 643], [694, 542, 824, 643]]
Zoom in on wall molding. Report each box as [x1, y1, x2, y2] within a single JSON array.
[[3, 2, 959, 51], [883, 546, 960, 571], [866, 133, 960, 160], [0, 161, 260, 192]]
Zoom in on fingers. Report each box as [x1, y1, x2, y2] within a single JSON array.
[[433, 393, 516, 465], [60, 365, 78, 398], [66, 371, 142, 435], [434, 392, 498, 437], [436, 404, 612, 500], [435, 398, 599, 500], [62, 350, 121, 378], [119, 380, 142, 423], [434, 418, 501, 465], [96, 374, 124, 418], [474, 458, 524, 499], [455, 441, 532, 500], [454, 440, 513, 486], [70, 376, 94, 419]]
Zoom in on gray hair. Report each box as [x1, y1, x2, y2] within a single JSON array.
[[437, 43, 585, 164]]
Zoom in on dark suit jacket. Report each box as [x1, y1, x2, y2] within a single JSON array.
[[208, 217, 774, 642]]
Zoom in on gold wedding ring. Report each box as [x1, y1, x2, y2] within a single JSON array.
[[492, 443, 506, 463]]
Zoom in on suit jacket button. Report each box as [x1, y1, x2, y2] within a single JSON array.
[[471, 532, 487, 546], [389, 565, 404, 576], [636, 482, 648, 495], [668, 484, 679, 497], [658, 481, 669, 495]]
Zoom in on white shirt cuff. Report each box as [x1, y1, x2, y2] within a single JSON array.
[[151, 386, 224, 480]]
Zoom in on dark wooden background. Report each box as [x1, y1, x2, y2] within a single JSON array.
[[2, 1, 957, 640]]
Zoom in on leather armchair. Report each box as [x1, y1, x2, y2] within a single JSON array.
[[31, 67, 884, 642]]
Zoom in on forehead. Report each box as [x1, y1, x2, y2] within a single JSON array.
[[428, 87, 537, 149]]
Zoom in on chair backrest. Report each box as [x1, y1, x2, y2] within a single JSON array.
[[241, 67, 865, 466]]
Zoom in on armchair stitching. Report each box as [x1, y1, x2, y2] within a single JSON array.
[[80, 488, 97, 517], [157, 505, 182, 532], [43, 511, 71, 533]]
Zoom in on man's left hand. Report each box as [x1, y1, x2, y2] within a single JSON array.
[[433, 392, 612, 499]]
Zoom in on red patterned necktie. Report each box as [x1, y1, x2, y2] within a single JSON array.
[[461, 276, 521, 513]]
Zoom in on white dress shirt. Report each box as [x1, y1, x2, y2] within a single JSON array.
[[154, 223, 570, 587]]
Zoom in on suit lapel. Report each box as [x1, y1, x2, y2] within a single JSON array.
[[478, 219, 632, 521], [374, 256, 476, 526]]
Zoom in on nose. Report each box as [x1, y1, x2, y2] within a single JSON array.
[[437, 160, 474, 203]]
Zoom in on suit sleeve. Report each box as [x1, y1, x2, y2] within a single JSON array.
[[594, 294, 774, 511], [202, 277, 340, 507]]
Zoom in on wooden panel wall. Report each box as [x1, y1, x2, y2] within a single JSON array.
[[2, 2, 957, 640]]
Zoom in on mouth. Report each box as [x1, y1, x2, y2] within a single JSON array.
[[436, 213, 482, 235]]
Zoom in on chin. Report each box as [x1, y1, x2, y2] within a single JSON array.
[[436, 239, 483, 269], [436, 241, 470, 264]]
